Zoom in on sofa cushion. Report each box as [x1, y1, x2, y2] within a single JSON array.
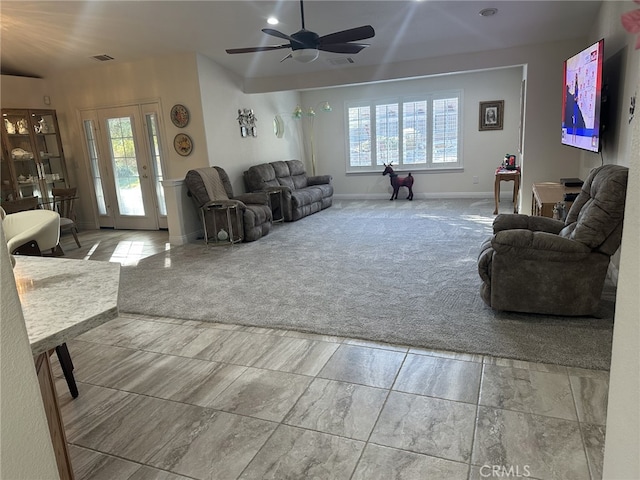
[[245, 163, 279, 191]]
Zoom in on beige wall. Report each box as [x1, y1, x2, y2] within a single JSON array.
[[195, 54, 302, 195], [593, 2, 640, 479], [300, 67, 524, 200], [281, 39, 587, 214]]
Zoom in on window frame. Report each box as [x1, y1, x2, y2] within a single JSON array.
[[345, 90, 463, 173]]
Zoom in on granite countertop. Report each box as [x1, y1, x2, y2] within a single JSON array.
[[13, 256, 120, 356]]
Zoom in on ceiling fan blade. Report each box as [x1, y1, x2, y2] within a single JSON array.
[[318, 25, 375, 46], [262, 28, 295, 42], [226, 45, 290, 54], [318, 43, 368, 54]]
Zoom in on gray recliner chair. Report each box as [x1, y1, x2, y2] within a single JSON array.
[[478, 164, 628, 316], [185, 166, 272, 243]]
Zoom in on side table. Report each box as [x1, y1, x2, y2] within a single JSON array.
[[200, 201, 242, 245], [531, 182, 582, 217], [494, 168, 521, 214], [265, 188, 284, 223]]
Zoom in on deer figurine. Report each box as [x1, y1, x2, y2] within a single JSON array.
[[382, 163, 414, 200]]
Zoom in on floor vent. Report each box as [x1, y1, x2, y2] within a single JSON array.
[[91, 54, 114, 62], [326, 57, 355, 66]]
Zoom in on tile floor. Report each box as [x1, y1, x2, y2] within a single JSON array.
[[53, 229, 608, 480]]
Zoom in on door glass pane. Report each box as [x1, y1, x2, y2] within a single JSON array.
[[83, 119, 107, 215], [144, 113, 166, 216], [107, 116, 145, 216]]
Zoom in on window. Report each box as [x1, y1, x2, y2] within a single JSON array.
[[346, 91, 461, 172]]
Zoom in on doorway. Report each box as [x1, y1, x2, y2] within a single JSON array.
[[80, 102, 168, 230]]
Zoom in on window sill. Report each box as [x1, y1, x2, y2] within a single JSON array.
[[346, 167, 464, 175]]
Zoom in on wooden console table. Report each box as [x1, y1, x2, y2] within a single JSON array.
[[531, 182, 582, 217], [14, 256, 120, 480], [494, 168, 520, 214]]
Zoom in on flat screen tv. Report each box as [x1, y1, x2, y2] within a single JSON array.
[[561, 39, 604, 152]]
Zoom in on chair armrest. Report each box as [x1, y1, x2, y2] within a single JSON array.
[[492, 229, 592, 261], [493, 214, 565, 234], [234, 192, 268, 205], [308, 175, 332, 186]]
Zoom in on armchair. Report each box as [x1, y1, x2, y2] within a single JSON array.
[[478, 164, 628, 316], [185, 167, 272, 243]]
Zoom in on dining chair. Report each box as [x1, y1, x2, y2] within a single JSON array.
[[0, 195, 39, 214], [52, 187, 81, 248]]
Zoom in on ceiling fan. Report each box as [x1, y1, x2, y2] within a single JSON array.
[[225, 0, 375, 63]]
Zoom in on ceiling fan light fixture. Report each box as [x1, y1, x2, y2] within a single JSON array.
[[292, 48, 319, 63]]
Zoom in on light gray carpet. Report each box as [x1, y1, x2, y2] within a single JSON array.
[[119, 199, 615, 370]]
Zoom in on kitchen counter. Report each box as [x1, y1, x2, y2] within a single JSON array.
[[12, 255, 120, 480], [13, 256, 120, 355]]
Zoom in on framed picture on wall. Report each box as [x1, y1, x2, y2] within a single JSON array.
[[479, 100, 504, 131]]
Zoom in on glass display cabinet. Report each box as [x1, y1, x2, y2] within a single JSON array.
[[1, 109, 69, 206]]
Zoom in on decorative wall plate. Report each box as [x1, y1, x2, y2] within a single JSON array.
[[273, 114, 284, 138], [174, 133, 193, 156], [170, 104, 190, 128]]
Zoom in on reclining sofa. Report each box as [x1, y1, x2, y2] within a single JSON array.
[[244, 160, 333, 222]]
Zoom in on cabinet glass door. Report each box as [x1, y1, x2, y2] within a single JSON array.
[[2, 110, 41, 200]]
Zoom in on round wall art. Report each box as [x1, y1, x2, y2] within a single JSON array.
[[174, 133, 193, 156], [170, 104, 190, 128]]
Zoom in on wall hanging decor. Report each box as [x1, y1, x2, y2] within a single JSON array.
[[174, 133, 193, 156], [237, 108, 257, 137], [170, 104, 190, 128], [479, 100, 504, 131]]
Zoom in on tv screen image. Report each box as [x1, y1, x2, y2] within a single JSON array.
[[561, 39, 604, 152]]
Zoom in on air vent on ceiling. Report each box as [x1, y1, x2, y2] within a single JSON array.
[[326, 57, 355, 66], [91, 54, 114, 62]]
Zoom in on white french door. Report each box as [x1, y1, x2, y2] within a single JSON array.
[[81, 103, 167, 230]]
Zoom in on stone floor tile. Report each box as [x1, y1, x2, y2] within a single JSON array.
[[569, 371, 609, 425], [238, 425, 364, 480], [480, 364, 577, 421], [409, 347, 484, 363], [484, 356, 568, 374], [71, 393, 216, 464], [250, 336, 339, 376], [581, 423, 606, 480], [208, 367, 312, 421], [70, 445, 140, 480], [318, 344, 405, 388], [473, 406, 590, 480], [394, 353, 481, 403], [147, 411, 277, 480], [352, 444, 469, 480], [284, 378, 388, 440], [370, 391, 476, 462]]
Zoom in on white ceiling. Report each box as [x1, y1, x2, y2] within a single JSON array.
[[1, 1, 602, 83]]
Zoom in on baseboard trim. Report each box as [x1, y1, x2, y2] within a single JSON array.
[[169, 230, 201, 246], [334, 192, 495, 200]]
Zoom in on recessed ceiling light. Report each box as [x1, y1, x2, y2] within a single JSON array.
[[267, 17, 279, 25], [479, 8, 498, 17]]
